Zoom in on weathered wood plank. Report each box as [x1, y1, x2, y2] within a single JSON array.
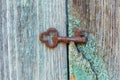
[[0, 0, 4, 80], [0, 0, 67, 80], [68, 0, 120, 80], [38, 0, 67, 80]]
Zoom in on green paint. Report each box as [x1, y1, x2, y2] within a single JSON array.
[[69, 33, 110, 80], [69, 42, 96, 80], [77, 34, 110, 80], [68, 3, 110, 80]]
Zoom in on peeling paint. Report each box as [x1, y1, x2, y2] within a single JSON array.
[[68, 0, 110, 80], [69, 42, 96, 80]]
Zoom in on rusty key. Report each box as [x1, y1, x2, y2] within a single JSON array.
[[39, 28, 87, 48]]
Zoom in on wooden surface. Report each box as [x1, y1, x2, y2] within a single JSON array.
[[1, 0, 120, 80], [0, 0, 67, 80], [68, 0, 120, 80]]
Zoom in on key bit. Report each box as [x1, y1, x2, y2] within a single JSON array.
[[39, 28, 87, 48]]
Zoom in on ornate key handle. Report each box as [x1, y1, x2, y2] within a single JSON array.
[[39, 28, 58, 48], [39, 28, 87, 48]]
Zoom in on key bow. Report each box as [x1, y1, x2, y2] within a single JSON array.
[[39, 28, 58, 48]]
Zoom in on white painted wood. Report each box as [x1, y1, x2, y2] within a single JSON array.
[[0, 0, 68, 80]]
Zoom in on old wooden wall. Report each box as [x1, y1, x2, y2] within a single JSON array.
[[68, 0, 120, 80], [0, 0, 120, 80], [0, 0, 67, 80]]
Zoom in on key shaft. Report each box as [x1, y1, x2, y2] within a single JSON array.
[[57, 36, 86, 44]]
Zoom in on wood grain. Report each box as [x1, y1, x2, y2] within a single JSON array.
[[0, 0, 67, 80], [68, 0, 120, 80]]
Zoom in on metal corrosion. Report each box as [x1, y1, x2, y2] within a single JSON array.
[[39, 28, 87, 48]]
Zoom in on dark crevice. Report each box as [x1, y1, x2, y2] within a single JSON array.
[[65, 0, 69, 80]]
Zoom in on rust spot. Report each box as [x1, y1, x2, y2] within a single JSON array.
[[70, 74, 76, 80], [81, 0, 87, 15], [72, 0, 81, 6], [72, 0, 88, 20], [72, 0, 77, 5]]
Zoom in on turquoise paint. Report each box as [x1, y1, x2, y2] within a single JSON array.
[[77, 34, 110, 80], [69, 42, 96, 80], [68, 8, 110, 79]]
